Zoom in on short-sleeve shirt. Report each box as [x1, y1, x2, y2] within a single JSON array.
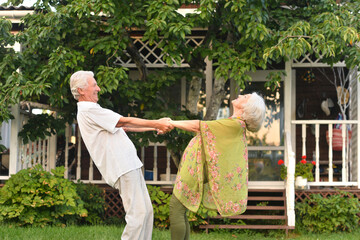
[[77, 101, 143, 187]]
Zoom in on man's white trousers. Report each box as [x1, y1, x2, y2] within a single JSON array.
[[114, 168, 153, 240]]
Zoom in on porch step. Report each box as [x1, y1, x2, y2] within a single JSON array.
[[201, 225, 292, 230], [248, 196, 285, 201], [211, 215, 286, 220], [247, 206, 285, 210], [199, 189, 293, 234]]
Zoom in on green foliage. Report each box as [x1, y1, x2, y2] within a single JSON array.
[[280, 164, 287, 181], [148, 185, 171, 229], [278, 156, 315, 181], [73, 181, 106, 225], [263, 1, 360, 69], [188, 203, 218, 228], [0, 135, 6, 153], [0, 164, 88, 227], [295, 159, 315, 182], [296, 192, 360, 233], [147, 185, 218, 230], [18, 113, 66, 144], [1, 0, 360, 153]]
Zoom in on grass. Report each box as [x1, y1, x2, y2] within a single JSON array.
[[1, 225, 360, 240]]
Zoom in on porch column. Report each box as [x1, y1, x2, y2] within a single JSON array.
[[357, 71, 360, 188], [358, 71, 360, 189], [48, 113, 57, 171], [48, 134, 57, 171], [349, 69, 360, 188], [8, 43, 22, 175], [284, 60, 296, 227], [9, 104, 20, 175]]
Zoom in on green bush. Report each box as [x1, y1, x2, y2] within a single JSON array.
[[188, 204, 218, 228], [147, 185, 218, 229], [295, 192, 360, 233], [148, 185, 171, 229], [73, 181, 106, 225], [0, 165, 87, 227]]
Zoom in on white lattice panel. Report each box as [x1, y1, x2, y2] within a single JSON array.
[[292, 52, 345, 67], [113, 36, 205, 68]]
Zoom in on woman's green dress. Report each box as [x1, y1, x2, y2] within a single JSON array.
[[173, 118, 248, 217]]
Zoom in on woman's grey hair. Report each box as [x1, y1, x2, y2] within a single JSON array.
[[69, 71, 94, 100], [242, 92, 266, 132]]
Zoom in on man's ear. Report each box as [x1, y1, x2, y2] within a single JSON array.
[[77, 88, 84, 95]]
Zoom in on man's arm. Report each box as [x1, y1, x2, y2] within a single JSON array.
[[170, 120, 200, 133], [122, 127, 156, 132], [116, 117, 173, 132]]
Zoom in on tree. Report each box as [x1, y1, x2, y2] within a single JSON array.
[[1, 0, 359, 163], [263, 1, 360, 70]]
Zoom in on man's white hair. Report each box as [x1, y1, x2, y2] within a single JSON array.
[[69, 71, 94, 100], [242, 92, 266, 132]]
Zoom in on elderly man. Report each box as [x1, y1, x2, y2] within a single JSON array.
[[70, 70, 173, 240]]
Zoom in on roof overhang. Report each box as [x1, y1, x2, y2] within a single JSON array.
[[0, 10, 34, 23]]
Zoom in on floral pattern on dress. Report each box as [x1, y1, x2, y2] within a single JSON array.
[[173, 118, 248, 217]]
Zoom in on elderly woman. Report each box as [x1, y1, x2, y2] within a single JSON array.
[[169, 92, 266, 240]]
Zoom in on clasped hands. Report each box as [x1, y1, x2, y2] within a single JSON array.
[[156, 118, 174, 135]]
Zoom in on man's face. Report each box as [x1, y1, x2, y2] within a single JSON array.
[[78, 76, 101, 103]]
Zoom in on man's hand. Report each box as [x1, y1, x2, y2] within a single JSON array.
[[156, 118, 173, 134]]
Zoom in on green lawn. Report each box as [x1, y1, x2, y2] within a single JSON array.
[[1, 225, 360, 240]]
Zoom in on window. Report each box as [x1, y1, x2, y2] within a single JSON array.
[[242, 81, 284, 181]]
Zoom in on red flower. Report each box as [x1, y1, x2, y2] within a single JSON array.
[[302, 155, 307, 159], [300, 159, 307, 164], [311, 161, 316, 165], [278, 159, 284, 165]]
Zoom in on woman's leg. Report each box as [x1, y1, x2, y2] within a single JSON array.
[[169, 194, 190, 240]]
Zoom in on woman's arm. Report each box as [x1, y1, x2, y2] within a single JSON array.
[[170, 120, 200, 133]]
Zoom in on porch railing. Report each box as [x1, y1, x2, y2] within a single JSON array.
[[1, 105, 57, 180], [291, 120, 359, 188], [5, 119, 359, 190]]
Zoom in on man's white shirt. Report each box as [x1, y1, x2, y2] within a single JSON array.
[[77, 101, 143, 187]]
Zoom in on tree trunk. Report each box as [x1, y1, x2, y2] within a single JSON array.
[[167, 146, 180, 168], [126, 39, 148, 81], [186, 73, 203, 116], [204, 77, 227, 120]]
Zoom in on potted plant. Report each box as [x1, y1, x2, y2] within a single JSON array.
[[278, 156, 315, 188]]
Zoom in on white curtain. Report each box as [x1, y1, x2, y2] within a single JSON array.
[[0, 121, 11, 149]]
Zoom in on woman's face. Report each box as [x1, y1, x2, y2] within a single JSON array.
[[232, 94, 251, 110]]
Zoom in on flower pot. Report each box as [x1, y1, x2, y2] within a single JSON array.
[[295, 176, 308, 189], [326, 129, 352, 151]]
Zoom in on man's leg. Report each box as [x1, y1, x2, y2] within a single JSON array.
[[169, 194, 190, 240], [114, 168, 154, 240]]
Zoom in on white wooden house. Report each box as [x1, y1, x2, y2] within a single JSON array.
[[1, 5, 360, 231]]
